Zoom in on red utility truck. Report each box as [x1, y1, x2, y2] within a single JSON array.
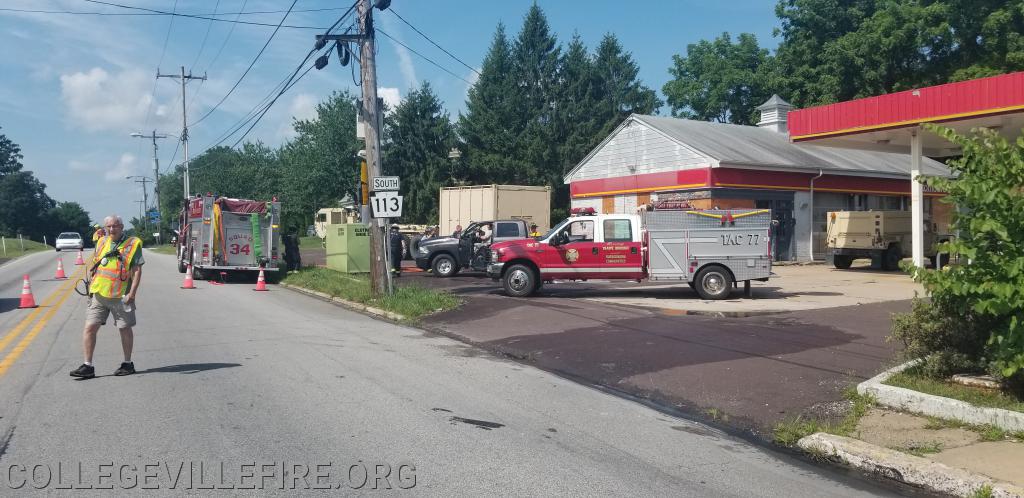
[[486, 205, 774, 300]]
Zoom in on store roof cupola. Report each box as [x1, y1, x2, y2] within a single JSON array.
[[756, 94, 794, 133]]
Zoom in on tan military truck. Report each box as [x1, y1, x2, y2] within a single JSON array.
[[825, 210, 950, 270]]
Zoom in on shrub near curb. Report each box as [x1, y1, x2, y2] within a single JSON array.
[[893, 125, 1024, 387]]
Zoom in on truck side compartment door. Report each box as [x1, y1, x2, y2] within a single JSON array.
[[542, 219, 600, 280], [597, 218, 644, 279]]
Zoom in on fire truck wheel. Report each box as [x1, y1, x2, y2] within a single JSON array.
[[503, 264, 536, 297], [694, 266, 733, 300], [177, 258, 187, 274], [431, 254, 459, 277]]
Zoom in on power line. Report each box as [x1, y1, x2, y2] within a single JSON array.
[[0, 6, 348, 16], [79, 0, 327, 29], [387, 9, 480, 76], [232, 63, 318, 148], [189, 0, 221, 72], [376, 28, 473, 85], [186, 0, 249, 116], [139, 0, 178, 161], [198, 40, 334, 154], [188, 0, 300, 127]]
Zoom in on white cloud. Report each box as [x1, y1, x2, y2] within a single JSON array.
[[59, 67, 174, 133], [68, 159, 96, 172], [378, 87, 402, 112], [105, 153, 137, 182], [277, 93, 320, 140], [380, 14, 417, 89]]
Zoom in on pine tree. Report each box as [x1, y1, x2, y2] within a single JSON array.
[[383, 82, 454, 223], [511, 5, 561, 187], [458, 23, 524, 185], [592, 33, 661, 133]]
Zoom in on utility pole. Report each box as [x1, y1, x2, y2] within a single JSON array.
[[127, 176, 153, 233], [316, 0, 389, 296], [130, 131, 168, 220], [157, 66, 206, 200], [134, 200, 147, 235]]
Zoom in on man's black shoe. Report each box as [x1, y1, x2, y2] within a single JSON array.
[[114, 362, 135, 376], [70, 364, 95, 379]]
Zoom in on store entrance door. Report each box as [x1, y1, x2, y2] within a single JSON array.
[[757, 199, 795, 261]]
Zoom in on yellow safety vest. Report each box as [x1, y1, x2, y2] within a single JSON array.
[[89, 236, 142, 298]]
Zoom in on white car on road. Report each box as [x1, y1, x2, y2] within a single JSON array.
[[55, 232, 84, 251]]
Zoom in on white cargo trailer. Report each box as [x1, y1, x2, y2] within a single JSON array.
[[439, 185, 551, 236]]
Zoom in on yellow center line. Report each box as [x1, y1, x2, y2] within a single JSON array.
[[0, 271, 81, 354], [0, 268, 84, 378]]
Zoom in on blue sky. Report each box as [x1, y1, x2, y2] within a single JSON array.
[[0, 0, 779, 225]]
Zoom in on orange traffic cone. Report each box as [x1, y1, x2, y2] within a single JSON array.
[[54, 257, 67, 280], [181, 264, 196, 289], [18, 275, 38, 309], [253, 269, 268, 291], [74, 249, 85, 266]]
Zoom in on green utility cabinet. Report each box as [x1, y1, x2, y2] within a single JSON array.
[[325, 223, 370, 273]]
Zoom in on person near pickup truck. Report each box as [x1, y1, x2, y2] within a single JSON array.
[[529, 223, 541, 238], [70, 215, 144, 379], [389, 225, 403, 277]]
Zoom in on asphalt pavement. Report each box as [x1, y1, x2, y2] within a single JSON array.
[[0, 250, 905, 495], [403, 270, 907, 437]]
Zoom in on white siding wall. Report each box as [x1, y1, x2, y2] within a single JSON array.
[[568, 119, 712, 181], [571, 197, 600, 212]]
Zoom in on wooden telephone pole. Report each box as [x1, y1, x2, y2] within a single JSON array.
[[317, 0, 389, 295]]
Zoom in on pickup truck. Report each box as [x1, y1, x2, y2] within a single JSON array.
[[414, 220, 530, 277], [486, 207, 773, 300]]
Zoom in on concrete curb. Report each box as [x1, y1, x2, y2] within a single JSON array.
[[858, 360, 1024, 432], [278, 282, 407, 322], [798, 433, 1024, 497]]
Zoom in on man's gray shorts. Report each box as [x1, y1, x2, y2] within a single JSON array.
[[85, 295, 137, 328]]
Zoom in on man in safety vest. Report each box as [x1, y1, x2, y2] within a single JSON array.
[[70, 215, 145, 379], [91, 224, 105, 245], [529, 223, 541, 238]]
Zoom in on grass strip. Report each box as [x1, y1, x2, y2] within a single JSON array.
[[885, 369, 1024, 414], [773, 387, 875, 447], [148, 245, 178, 255], [1, 238, 52, 261], [282, 267, 459, 320]]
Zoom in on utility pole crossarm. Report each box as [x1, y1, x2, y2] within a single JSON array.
[[157, 67, 207, 199]]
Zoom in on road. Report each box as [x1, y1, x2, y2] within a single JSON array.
[[0, 251, 900, 496]]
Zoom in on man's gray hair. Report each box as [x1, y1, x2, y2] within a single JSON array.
[[104, 215, 124, 226]]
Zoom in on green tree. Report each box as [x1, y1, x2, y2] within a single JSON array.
[[592, 33, 661, 133], [511, 5, 561, 187], [663, 32, 773, 124], [46, 201, 92, 238], [279, 91, 361, 232], [772, 0, 1024, 106], [0, 128, 55, 239], [553, 34, 601, 177], [458, 23, 527, 185], [383, 82, 455, 223]]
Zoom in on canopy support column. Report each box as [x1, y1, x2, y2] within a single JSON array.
[[910, 128, 925, 268]]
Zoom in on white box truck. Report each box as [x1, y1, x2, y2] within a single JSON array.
[[439, 185, 551, 236]]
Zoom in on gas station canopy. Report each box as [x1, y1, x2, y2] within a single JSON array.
[[789, 71, 1024, 156], [788, 71, 1024, 267]]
